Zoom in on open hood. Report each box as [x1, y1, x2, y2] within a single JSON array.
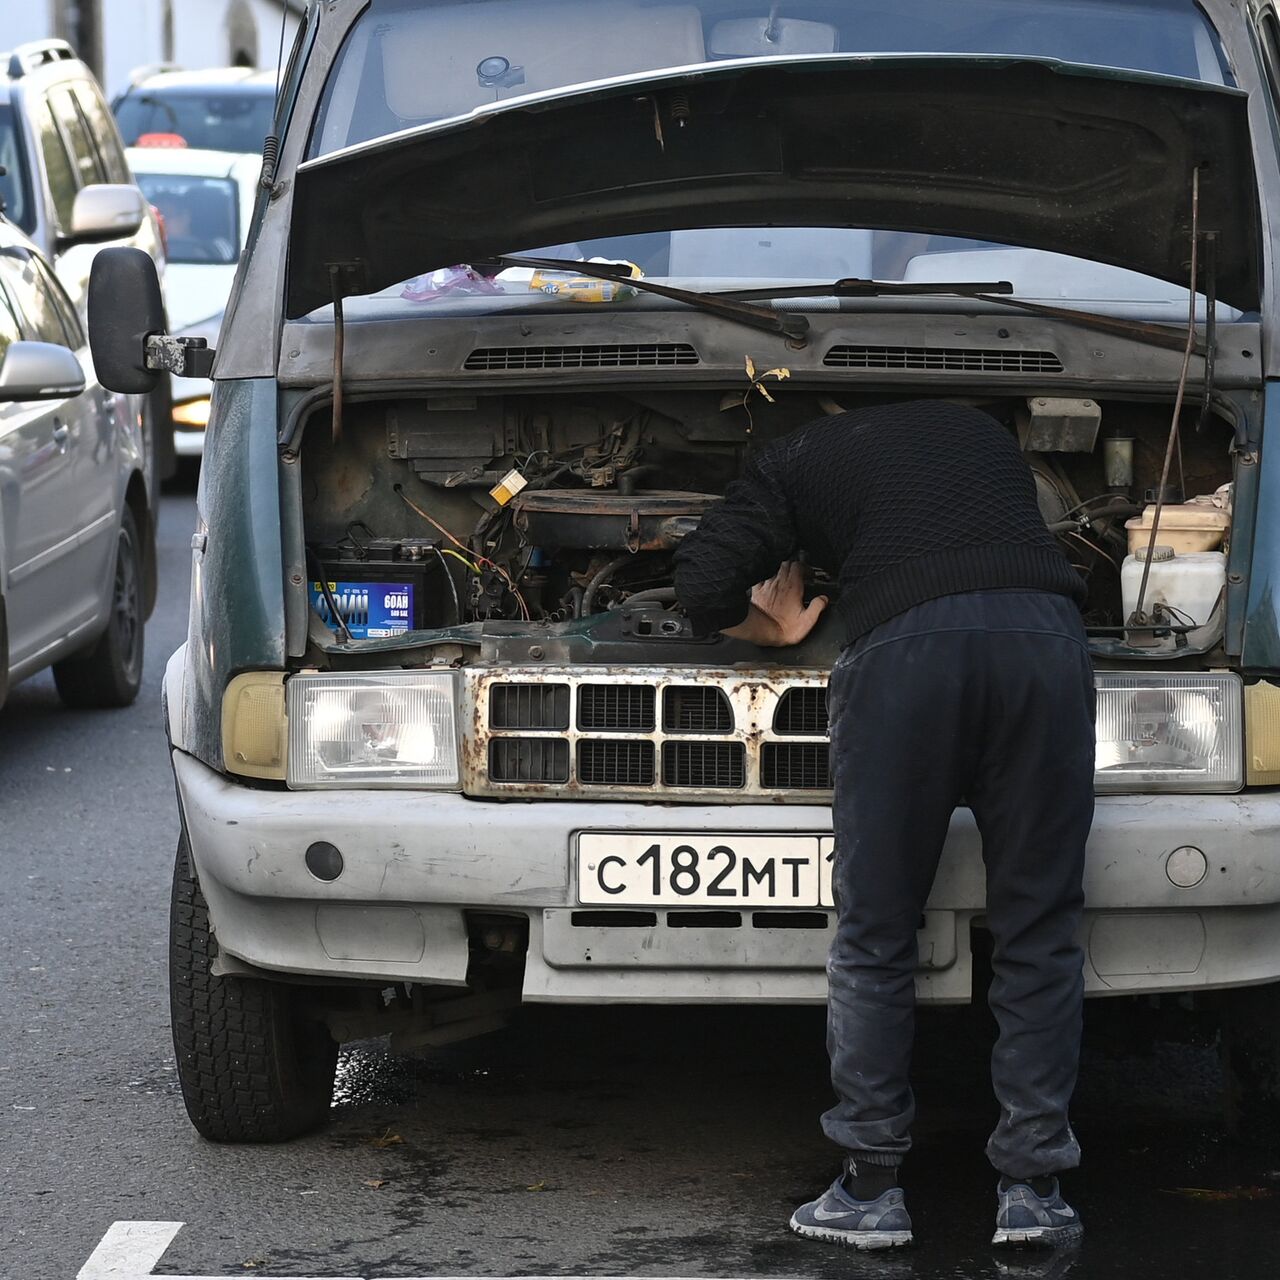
[[287, 54, 1260, 319]]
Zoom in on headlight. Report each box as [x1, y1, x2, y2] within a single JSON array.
[[287, 672, 461, 790], [1094, 672, 1242, 793]]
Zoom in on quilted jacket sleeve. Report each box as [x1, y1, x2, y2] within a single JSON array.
[[672, 443, 798, 635]]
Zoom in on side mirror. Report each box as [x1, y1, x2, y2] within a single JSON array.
[[0, 341, 86, 401], [88, 247, 164, 394], [70, 184, 148, 241]]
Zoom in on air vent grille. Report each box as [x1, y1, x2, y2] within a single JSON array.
[[578, 684, 655, 732], [663, 686, 733, 734], [762, 742, 832, 790], [824, 344, 1064, 374], [488, 738, 570, 784], [662, 741, 745, 789], [774, 687, 828, 735], [465, 343, 699, 371], [578, 739, 655, 786], [490, 683, 570, 730]]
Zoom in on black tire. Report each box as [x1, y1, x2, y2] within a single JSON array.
[[51, 507, 145, 709], [170, 833, 338, 1142], [1221, 981, 1280, 1148]]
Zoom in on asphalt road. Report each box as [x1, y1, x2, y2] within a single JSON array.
[[2, 492, 1279, 1280]]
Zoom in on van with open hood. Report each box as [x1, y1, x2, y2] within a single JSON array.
[[88, 0, 1280, 1144]]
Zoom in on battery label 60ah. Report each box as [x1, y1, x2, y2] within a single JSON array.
[[310, 581, 414, 639]]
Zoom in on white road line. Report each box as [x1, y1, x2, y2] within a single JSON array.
[[79, 1221, 778, 1280], [77, 1222, 183, 1278]]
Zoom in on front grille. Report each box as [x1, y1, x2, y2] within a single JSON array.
[[464, 343, 700, 371], [578, 684, 654, 731], [663, 686, 733, 734], [762, 742, 832, 790], [488, 738, 569, 784], [578, 739, 655, 786], [474, 671, 833, 800], [824, 344, 1064, 374], [490, 683, 569, 730], [662, 741, 745, 789], [774, 687, 828, 735]]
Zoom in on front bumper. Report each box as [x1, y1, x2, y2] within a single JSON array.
[[173, 749, 1280, 1004]]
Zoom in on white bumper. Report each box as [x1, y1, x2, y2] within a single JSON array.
[[171, 747, 1280, 1004]]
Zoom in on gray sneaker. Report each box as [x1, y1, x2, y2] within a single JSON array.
[[992, 1179, 1083, 1247], [790, 1178, 913, 1250]]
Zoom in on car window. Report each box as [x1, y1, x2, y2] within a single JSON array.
[[32, 98, 79, 231], [134, 173, 241, 265], [115, 88, 276, 153], [0, 106, 35, 234], [0, 252, 73, 346], [48, 87, 106, 188], [313, 0, 1232, 155], [0, 273, 21, 363], [31, 256, 84, 347], [73, 83, 131, 184]]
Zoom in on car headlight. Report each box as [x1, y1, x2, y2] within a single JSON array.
[[1094, 672, 1242, 793], [286, 671, 461, 790]]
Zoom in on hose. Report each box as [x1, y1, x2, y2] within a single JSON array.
[[610, 588, 678, 609], [580, 555, 635, 617]]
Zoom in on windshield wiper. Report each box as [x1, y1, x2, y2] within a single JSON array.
[[485, 254, 810, 343], [718, 278, 1193, 353]]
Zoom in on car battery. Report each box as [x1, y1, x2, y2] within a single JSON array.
[[309, 537, 444, 638]]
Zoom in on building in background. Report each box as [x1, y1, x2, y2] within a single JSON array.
[[6, 1, 304, 98]]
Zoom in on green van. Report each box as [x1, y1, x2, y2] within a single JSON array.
[[90, 0, 1280, 1144]]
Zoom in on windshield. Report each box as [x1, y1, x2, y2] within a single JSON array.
[[115, 89, 275, 153], [0, 106, 35, 234], [136, 173, 241, 266], [312, 0, 1230, 156]]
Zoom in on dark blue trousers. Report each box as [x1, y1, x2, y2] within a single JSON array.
[[821, 590, 1095, 1179]]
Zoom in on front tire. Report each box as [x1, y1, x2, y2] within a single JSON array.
[[52, 507, 145, 709], [1221, 981, 1280, 1148], [170, 833, 338, 1142]]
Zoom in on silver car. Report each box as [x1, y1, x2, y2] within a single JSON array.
[[0, 218, 150, 709]]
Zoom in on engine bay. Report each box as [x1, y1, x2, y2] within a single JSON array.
[[295, 387, 1241, 662]]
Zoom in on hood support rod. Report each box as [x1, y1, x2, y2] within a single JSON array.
[[1130, 166, 1202, 632]]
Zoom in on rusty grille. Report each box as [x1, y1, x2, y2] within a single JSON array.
[[577, 739, 655, 786], [663, 686, 733, 734], [578, 684, 655, 732], [662, 741, 745, 789], [824, 344, 1063, 374], [490, 683, 570, 730], [762, 742, 832, 790], [489, 738, 570, 784], [774, 687, 828, 735]]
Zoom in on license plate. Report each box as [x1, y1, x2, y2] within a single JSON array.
[[577, 834, 836, 907]]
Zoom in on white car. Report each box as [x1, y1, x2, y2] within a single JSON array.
[[126, 147, 260, 459]]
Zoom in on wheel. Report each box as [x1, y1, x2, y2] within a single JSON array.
[[1221, 981, 1280, 1147], [170, 832, 338, 1142], [52, 507, 145, 709]]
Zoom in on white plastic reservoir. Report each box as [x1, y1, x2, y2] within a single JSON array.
[[1121, 546, 1226, 626]]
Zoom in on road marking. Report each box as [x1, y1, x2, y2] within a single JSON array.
[[80, 1221, 776, 1280]]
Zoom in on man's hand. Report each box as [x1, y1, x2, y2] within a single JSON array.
[[722, 561, 829, 647]]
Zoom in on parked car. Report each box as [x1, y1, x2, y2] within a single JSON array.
[[0, 38, 171, 496], [89, 0, 1280, 1146], [113, 67, 277, 155], [127, 147, 260, 460], [0, 217, 150, 710]]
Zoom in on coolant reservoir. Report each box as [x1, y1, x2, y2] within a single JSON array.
[[1121, 545, 1226, 626], [1125, 495, 1230, 555]]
